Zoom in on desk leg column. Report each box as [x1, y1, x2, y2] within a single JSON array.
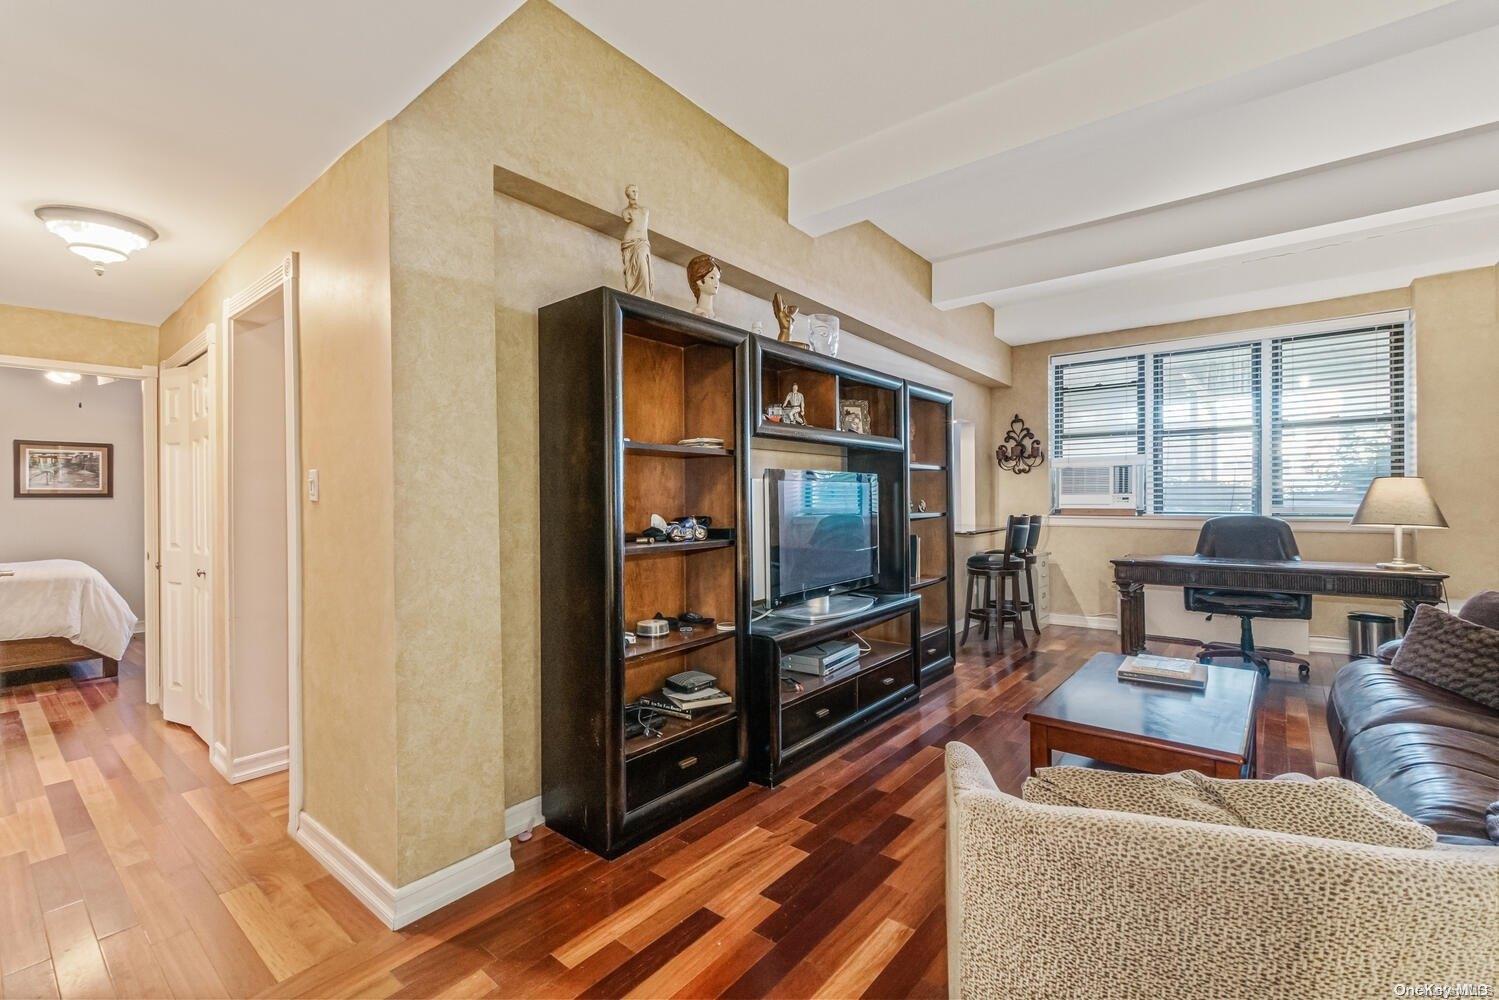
[[1117, 582, 1146, 654]]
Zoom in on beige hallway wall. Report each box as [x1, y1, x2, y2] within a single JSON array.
[[157, 126, 400, 880], [992, 269, 1499, 636], [0, 303, 157, 369]]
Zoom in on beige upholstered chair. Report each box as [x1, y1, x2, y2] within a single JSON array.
[[944, 741, 1499, 999]]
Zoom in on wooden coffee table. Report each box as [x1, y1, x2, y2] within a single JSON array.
[[1024, 652, 1265, 779]]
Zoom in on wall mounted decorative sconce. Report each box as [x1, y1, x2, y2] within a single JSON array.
[[996, 413, 1045, 474]]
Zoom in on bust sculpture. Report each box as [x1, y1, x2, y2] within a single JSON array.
[[687, 254, 721, 319], [619, 184, 653, 299]]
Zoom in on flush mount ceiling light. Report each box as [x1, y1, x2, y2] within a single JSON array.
[[45, 371, 83, 384], [34, 205, 158, 275]]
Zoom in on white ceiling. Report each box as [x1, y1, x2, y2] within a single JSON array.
[[9, 1, 1499, 344], [0, 1, 515, 326], [559, 0, 1499, 343]]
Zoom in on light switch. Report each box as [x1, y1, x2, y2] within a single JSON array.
[[307, 469, 320, 502]]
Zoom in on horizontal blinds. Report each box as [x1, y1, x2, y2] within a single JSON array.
[[1151, 342, 1259, 514], [1051, 355, 1144, 459], [1271, 325, 1406, 516]]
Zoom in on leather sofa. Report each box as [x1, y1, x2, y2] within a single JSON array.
[[1327, 593, 1499, 845]]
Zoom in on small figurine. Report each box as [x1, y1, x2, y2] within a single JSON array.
[[620, 184, 653, 299], [687, 254, 720, 319], [781, 383, 806, 425], [772, 292, 798, 343]]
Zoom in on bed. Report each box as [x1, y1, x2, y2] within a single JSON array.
[[0, 559, 137, 679]]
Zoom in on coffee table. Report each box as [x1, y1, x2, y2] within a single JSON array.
[[1024, 652, 1264, 779]]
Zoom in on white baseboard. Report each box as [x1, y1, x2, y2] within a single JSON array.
[[132, 620, 146, 636], [505, 795, 544, 840], [1309, 635, 1353, 655], [210, 743, 289, 784], [294, 811, 515, 930], [1047, 612, 1119, 632]]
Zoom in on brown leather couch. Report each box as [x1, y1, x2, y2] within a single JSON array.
[[1327, 594, 1499, 845]]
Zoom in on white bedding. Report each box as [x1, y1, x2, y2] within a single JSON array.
[[0, 559, 136, 660]]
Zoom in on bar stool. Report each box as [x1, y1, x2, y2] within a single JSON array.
[[961, 515, 1029, 647], [1020, 513, 1043, 636]]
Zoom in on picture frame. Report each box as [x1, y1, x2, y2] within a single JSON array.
[[13, 440, 113, 498], [839, 399, 870, 435]]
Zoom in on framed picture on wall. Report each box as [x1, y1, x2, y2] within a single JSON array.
[[13, 440, 113, 498]]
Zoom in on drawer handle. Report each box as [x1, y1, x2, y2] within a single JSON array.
[[881, 676, 895, 686], [677, 755, 698, 770], [814, 708, 830, 719], [924, 645, 937, 655]]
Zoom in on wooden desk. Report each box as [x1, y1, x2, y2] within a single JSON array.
[[1110, 554, 1447, 655]]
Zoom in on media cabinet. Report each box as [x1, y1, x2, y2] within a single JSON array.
[[538, 287, 956, 856]]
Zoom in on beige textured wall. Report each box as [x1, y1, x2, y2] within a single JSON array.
[[157, 126, 400, 880], [0, 304, 157, 369], [993, 271, 1499, 636], [385, 0, 1006, 843]]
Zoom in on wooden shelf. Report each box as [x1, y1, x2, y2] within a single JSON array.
[[910, 575, 946, 591], [625, 627, 734, 665], [754, 421, 904, 453], [909, 511, 947, 521], [624, 441, 733, 458], [623, 538, 734, 558], [625, 707, 735, 760], [920, 623, 947, 641], [909, 462, 946, 472], [780, 637, 909, 708]]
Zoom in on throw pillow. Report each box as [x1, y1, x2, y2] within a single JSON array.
[[1459, 590, 1499, 631], [1391, 604, 1499, 712], [1023, 766, 1436, 849]]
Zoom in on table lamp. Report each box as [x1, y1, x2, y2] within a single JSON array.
[[1351, 476, 1447, 570]]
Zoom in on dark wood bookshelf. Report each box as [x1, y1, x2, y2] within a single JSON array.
[[624, 627, 734, 664], [623, 538, 734, 558], [908, 383, 957, 683], [625, 707, 736, 760], [623, 441, 734, 458]]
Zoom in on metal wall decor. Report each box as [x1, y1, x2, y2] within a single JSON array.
[[995, 414, 1045, 474]]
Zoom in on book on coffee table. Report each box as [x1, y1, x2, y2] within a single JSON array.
[[1116, 653, 1208, 690]]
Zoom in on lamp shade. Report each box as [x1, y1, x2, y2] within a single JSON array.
[[1351, 476, 1447, 528]]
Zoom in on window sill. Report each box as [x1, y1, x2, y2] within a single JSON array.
[[1045, 514, 1390, 534]]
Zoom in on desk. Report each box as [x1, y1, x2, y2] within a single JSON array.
[[1110, 555, 1447, 655]]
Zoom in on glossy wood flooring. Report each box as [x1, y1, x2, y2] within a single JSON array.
[[0, 628, 1347, 999]]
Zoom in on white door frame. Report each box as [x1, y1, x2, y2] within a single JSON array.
[[218, 255, 303, 831], [0, 354, 157, 680]]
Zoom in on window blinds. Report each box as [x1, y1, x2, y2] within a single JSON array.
[[1048, 319, 1410, 517]]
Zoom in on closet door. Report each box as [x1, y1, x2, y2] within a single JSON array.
[[160, 352, 213, 742]]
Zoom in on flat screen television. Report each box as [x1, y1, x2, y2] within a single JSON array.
[[765, 469, 879, 613]]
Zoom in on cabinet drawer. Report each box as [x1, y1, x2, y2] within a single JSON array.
[[918, 629, 950, 669], [782, 682, 857, 750], [859, 654, 914, 704], [625, 717, 737, 812]]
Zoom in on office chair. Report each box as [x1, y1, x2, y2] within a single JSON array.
[[1185, 515, 1312, 678]]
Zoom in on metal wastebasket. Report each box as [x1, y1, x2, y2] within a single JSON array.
[[1348, 612, 1398, 658]]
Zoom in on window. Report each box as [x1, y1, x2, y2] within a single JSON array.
[[1049, 315, 1412, 518]]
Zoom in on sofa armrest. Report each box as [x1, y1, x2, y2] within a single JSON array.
[[1375, 637, 1403, 663], [944, 743, 1499, 998]]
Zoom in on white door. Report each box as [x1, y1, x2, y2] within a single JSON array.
[[160, 353, 213, 741]]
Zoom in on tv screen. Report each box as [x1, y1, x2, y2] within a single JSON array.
[[766, 469, 879, 606]]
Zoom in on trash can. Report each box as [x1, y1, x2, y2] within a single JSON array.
[[1348, 612, 1398, 658]]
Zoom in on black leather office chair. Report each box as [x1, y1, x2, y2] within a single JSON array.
[[1185, 515, 1312, 678]]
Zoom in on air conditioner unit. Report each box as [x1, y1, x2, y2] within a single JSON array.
[[1053, 456, 1143, 510]]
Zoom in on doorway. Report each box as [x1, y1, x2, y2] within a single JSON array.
[[155, 256, 302, 816]]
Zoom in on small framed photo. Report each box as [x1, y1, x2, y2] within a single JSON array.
[[13, 441, 113, 498], [839, 399, 870, 436]]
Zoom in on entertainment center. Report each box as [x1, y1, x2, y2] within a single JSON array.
[[538, 287, 956, 857]]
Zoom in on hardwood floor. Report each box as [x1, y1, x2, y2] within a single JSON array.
[[0, 627, 1347, 998]]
